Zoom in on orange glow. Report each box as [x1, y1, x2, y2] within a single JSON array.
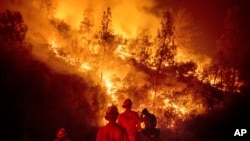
[[8, 0, 244, 129], [80, 63, 92, 71], [115, 44, 132, 60]]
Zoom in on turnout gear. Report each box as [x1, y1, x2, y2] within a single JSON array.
[[141, 108, 157, 129], [140, 108, 160, 141], [119, 99, 141, 141], [105, 105, 119, 121], [122, 99, 132, 108], [57, 128, 66, 138], [96, 122, 129, 141], [54, 128, 70, 141], [96, 105, 129, 141]]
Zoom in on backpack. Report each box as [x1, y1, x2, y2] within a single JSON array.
[[149, 114, 157, 128]]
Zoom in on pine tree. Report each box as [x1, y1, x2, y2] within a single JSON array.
[[152, 10, 177, 106], [100, 7, 114, 50], [98, 7, 115, 82], [79, 10, 94, 47], [154, 11, 177, 73]]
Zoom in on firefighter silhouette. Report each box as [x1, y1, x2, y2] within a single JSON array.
[[96, 105, 129, 141], [118, 99, 141, 141], [140, 108, 160, 140], [54, 128, 71, 141]]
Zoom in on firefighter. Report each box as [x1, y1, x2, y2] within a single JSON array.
[[96, 105, 129, 141], [54, 128, 71, 141], [140, 108, 160, 140], [118, 99, 141, 141]]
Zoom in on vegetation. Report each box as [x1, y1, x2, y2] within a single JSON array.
[[1, 6, 249, 141]]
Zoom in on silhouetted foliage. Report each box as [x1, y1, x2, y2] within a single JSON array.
[[177, 61, 197, 77], [100, 7, 114, 44], [1, 4, 249, 141], [79, 10, 94, 47], [211, 6, 248, 92], [38, 0, 56, 16], [154, 10, 177, 73], [0, 45, 98, 140], [0, 10, 27, 43], [50, 18, 71, 38], [128, 29, 152, 66]]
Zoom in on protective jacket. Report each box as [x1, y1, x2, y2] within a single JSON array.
[[96, 122, 129, 141], [118, 109, 141, 141]]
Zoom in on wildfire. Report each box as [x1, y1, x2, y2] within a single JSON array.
[[46, 33, 208, 128], [80, 63, 92, 71], [102, 73, 120, 104], [17, 0, 244, 130], [150, 89, 204, 126], [175, 47, 212, 78], [104, 76, 112, 95], [50, 40, 59, 55], [115, 44, 132, 60]]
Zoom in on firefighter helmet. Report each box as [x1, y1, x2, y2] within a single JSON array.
[[105, 105, 119, 120], [57, 128, 66, 138], [122, 98, 132, 108], [142, 108, 149, 115]]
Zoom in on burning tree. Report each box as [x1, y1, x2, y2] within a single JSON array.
[[153, 10, 177, 72], [127, 29, 153, 66], [149, 10, 178, 106], [99, 7, 115, 52], [37, 0, 56, 16], [79, 10, 94, 49], [97, 7, 115, 82], [2, 2, 250, 141]]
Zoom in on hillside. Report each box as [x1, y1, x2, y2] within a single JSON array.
[[1, 46, 98, 141], [1, 45, 250, 141]]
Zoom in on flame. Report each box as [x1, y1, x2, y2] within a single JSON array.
[[50, 40, 58, 54], [102, 73, 119, 105], [16, 0, 244, 130], [104, 76, 112, 95], [46, 37, 208, 128], [46, 36, 208, 128], [80, 63, 92, 70], [115, 44, 132, 60]]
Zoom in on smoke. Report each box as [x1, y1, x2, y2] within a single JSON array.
[[1, 1, 226, 132], [0, 0, 161, 66], [2, 2, 249, 140], [0, 0, 214, 103], [0, 0, 215, 88], [1, 0, 209, 60], [53, 0, 160, 38]]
